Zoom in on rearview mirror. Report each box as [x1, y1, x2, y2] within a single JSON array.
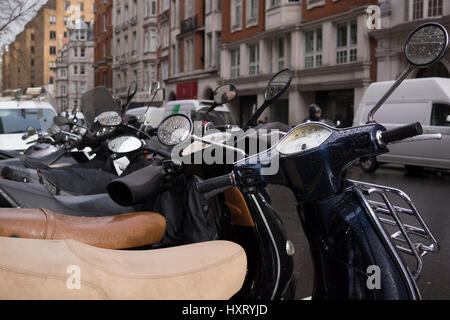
[[405, 23, 449, 67], [446, 115, 450, 123], [264, 69, 293, 101], [96, 111, 122, 126], [108, 135, 143, 154], [157, 114, 193, 146], [48, 124, 61, 135], [150, 81, 160, 96], [214, 84, 238, 105]]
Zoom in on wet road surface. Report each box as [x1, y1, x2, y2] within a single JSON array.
[[268, 164, 450, 300]]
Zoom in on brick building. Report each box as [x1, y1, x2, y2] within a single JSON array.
[[94, 0, 114, 90], [2, 0, 95, 93]]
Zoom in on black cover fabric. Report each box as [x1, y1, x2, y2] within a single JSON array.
[[38, 167, 118, 195], [149, 174, 218, 247], [107, 164, 165, 207]]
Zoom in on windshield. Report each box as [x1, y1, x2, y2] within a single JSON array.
[[195, 108, 237, 126], [0, 108, 55, 134], [80, 86, 121, 129]]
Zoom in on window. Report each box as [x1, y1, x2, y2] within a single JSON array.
[[49, 15, 56, 24], [132, 32, 137, 55], [74, 65, 78, 75], [61, 69, 66, 77], [116, 39, 121, 57], [80, 83, 86, 93], [150, 29, 157, 52], [125, 5, 129, 23], [50, 46, 56, 55], [31, 33, 34, 40], [407, 0, 442, 21], [431, 103, 450, 127], [248, 43, 259, 75], [304, 28, 322, 69], [184, 38, 194, 72], [133, 0, 137, 17], [73, 82, 78, 94], [64, 16, 68, 26], [103, 42, 107, 58], [49, 77, 54, 84], [31, 46, 34, 53], [268, 39, 273, 73], [64, 1, 70, 10], [336, 20, 357, 64], [270, 0, 280, 8], [103, 14, 107, 31], [206, 33, 212, 67], [162, 61, 168, 80], [80, 31, 86, 40], [278, 38, 284, 71], [103, 72, 108, 86], [247, 0, 258, 22], [230, 47, 240, 78], [144, 64, 156, 89], [171, 45, 177, 74], [80, 65, 85, 75], [185, 0, 195, 18], [216, 32, 221, 67], [50, 31, 56, 39], [162, 0, 169, 12], [232, 0, 242, 28], [80, 47, 85, 57], [117, 10, 121, 25], [74, 48, 78, 57], [144, 31, 149, 52], [171, 0, 177, 27], [61, 85, 66, 95], [79, 2, 84, 11]]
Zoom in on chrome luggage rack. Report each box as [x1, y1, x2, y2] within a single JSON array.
[[350, 180, 439, 280]]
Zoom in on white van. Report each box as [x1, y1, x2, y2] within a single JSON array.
[[354, 77, 450, 172], [164, 100, 238, 127], [126, 106, 165, 127], [0, 99, 57, 151]]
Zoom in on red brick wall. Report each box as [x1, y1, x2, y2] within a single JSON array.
[[94, 0, 113, 88], [222, 0, 265, 43], [302, 0, 378, 21]]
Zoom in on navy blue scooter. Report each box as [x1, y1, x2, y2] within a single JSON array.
[[197, 22, 444, 300]]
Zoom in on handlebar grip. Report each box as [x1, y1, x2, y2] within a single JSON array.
[[381, 122, 423, 144], [196, 173, 235, 194]]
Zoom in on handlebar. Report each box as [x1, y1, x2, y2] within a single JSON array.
[[380, 122, 423, 145], [196, 172, 236, 194]]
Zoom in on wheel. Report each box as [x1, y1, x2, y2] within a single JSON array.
[[360, 157, 379, 173], [405, 165, 423, 175]]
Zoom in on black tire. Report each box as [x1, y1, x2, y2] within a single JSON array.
[[405, 165, 423, 175], [360, 157, 379, 173]]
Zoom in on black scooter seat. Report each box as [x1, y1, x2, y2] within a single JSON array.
[[21, 147, 67, 169]]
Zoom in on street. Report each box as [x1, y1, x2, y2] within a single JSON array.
[[268, 164, 450, 300]]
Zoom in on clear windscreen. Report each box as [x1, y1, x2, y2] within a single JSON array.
[[80, 86, 121, 129]]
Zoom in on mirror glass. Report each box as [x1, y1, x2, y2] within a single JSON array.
[[27, 126, 36, 136], [150, 81, 160, 95], [108, 136, 142, 153], [158, 114, 193, 146], [96, 111, 122, 126], [446, 115, 450, 123], [264, 69, 293, 101], [128, 81, 138, 97], [214, 84, 238, 105], [405, 23, 448, 66]]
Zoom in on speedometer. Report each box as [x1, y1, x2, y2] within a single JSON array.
[[276, 124, 332, 155]]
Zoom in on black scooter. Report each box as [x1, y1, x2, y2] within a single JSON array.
[[196, 22, 444, 300]]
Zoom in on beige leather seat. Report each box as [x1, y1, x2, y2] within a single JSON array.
[[0, 237, 247, 300], [0, 208, 166, 249]]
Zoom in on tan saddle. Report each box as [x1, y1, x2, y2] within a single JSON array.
[[0, 237, 247, 299], [0, 208, 166, 249]]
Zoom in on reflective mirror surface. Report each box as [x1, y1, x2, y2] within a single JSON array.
[[264, 69, 293, 101], [214, 84, 238, 105], [96, 111, 122, 126], [108, 136, 143, 153], [405, 23, 448, 66], [157, 114, 193, 146]]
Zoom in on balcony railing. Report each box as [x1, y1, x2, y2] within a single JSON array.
[[181, 15, 197, 34]]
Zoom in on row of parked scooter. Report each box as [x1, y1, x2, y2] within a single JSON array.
[[0, 22, 446, 299]]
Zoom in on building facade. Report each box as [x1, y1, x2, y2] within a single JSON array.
[[112, 0, 162, 106], [94, 0, 114, 90], [2, 0, 95, 93], [372, 0, 450, 82], [54, 20, 95, 112]]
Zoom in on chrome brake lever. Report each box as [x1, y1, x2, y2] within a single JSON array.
[[388, 133, 442, 145]]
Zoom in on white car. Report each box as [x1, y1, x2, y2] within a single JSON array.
[[0, 99, 57, 151]]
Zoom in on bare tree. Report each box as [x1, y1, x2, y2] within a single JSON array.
[[0, 0, 43, 47]]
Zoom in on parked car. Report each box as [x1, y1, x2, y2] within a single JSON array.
[[354, 77, 450, 172], [0, 98, 57, 151], [164, 100, 238, 128]]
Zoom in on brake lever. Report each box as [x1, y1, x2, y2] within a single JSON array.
[[388, 133, 442, 145]]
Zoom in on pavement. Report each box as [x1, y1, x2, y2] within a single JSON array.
[[267, 164, 450, 300]]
